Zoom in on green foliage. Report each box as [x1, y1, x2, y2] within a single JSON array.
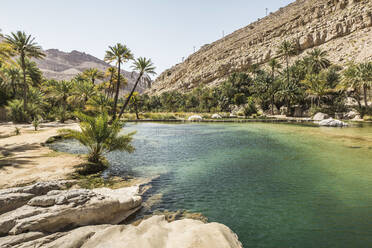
[[32, 117, 40, 131], [14, 127, 21, 135], [244, 97, 257, 116], [59, 112, 135, 171], [6, 99, 27, 123]]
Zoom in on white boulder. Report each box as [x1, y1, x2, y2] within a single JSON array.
[[318, 118, 348, 127], [0, 185, 142, 235], [5, 216, 243, 248], [188, 115, 203, 121], [313, 112, 329, 121], [211, 114, 222, 119]]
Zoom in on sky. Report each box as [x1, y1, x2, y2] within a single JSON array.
[[0, 0, 294, 75]]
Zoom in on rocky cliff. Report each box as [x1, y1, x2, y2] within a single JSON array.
[[149, 0, 372, 94], [33, 49, 147, 92]]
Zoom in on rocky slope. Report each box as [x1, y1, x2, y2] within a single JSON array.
[[149, 0, 372, 94], [33, 49, 147, 92]]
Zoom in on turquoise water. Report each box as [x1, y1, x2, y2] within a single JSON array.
[[51, 122, 372, 248]]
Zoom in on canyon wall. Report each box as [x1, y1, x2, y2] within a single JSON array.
[[149, 0, 372, 94]]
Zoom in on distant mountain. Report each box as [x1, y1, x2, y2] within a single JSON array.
[[33, 49, 147, 92]]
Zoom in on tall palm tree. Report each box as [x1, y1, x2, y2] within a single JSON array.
[[307, 48, 331, 74], [5, 31, 45, 110], [118, 57, 156, 119], [83, 68, 104, 85], [59, 112, 135, 169], [104, 43, 133, 120], [277, 40, 295, 85], [268, 58, 281, 78]]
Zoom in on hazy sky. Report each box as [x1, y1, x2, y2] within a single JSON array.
[[1, 0, 294, 75]]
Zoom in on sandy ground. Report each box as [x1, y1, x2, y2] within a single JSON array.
[[0, 122, 82, 189]]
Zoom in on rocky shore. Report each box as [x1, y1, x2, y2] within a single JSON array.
[[0, 181, 242, 248], [0, 122, 243, 247]]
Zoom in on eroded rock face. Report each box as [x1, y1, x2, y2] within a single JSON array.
[[0, 181, 72, 215], [0, 183, 142, 236], [2, 216, 243, 248], [149, 0, 372, 94]]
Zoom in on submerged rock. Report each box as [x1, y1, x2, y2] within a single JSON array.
[[318, 118, 348, 127], [188, 115, 203, 121]]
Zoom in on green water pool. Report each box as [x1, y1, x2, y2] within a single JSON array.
[[51, 122, 372, 248]]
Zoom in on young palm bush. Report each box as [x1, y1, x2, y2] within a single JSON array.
[[59, 112, 135, 173], [6, 99, 27, 123]]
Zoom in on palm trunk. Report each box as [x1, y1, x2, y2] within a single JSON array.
[[21, 55, 27, 112], [363, 84, 368, 107], [271, 95, 274, 115], [118, 72, 143, 119], [286, 56, 290, 85], [11, 79, 16, 98], [112, 61, 121, 121], [106, 71, 114, 99]]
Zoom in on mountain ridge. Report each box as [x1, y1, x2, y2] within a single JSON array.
[[149, 0, 372, 95]]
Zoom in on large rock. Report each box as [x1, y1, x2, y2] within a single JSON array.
[[344, 110, 358, 119], [3, 216, 243, 248], [313, 112, 329, 121], [0, 185, 141, 235], [188, 115, 203, 121], [318, 118, 348, 127], [211, 114, 222, 119]]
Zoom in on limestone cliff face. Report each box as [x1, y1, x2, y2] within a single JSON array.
[[149, 0, 372, 94]]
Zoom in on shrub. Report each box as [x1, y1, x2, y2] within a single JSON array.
[[243, 97, 257, 117], [59, 112, 135, 172], [6, 99, 28, 123]]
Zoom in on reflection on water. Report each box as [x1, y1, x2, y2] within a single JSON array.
[[50, 122, 372, 248]]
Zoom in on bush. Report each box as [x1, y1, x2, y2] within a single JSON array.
[[243, 97, 257, 117], [6, 99, 28, 123]]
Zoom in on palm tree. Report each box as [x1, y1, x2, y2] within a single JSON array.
[[2, 66, 20, 97], [83, 68, 104, 85], [342, 62, 372, 108], [104, 43, 133, 120], [69, 79, 97, 106], [268, 58, 281, 78], [59, 112, 135, 169], [277, 40, 295, 85], [307, 48, 331, 74], [5, 31, 45, 111], [118, 57, 156, 119], [301, 73, 330, 107], [48, 80, 74, 123]]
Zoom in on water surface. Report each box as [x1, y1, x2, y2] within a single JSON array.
[[51, 122, 372, 248]]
